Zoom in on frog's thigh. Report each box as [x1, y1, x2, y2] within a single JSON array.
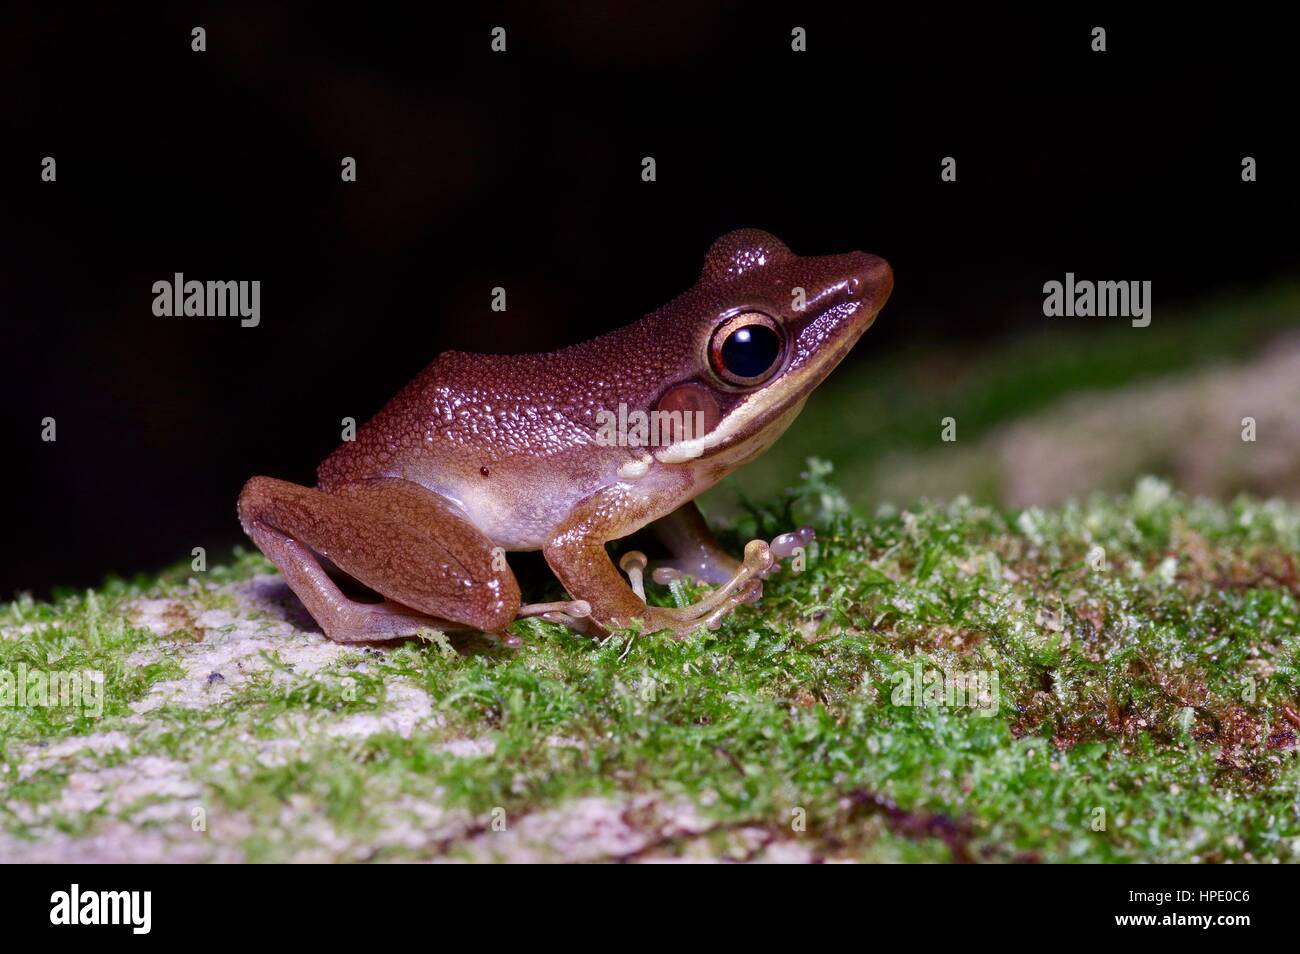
[[238, 476, 519, 639], [650, 501, 740, 585]]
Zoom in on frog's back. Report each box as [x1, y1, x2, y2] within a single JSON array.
[[315, 317, 694, 491]]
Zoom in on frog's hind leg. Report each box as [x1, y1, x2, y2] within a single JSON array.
[[237, 476, 520, 643], [242, 526, 448, 642], [647, 501, 742, 585], [647, 502, 815, 587]]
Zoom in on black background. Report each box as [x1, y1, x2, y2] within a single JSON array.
[[3, 4, 1296, 597], [6, 868, 1275, 935]]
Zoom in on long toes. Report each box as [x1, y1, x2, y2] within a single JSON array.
[[704, 580, 764, 630], [640, 536, 790, 633], [538, 611, 603, 637], [518, 599, 591, 619]]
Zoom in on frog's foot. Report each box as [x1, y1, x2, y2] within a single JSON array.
[[650, 525, 815, 586], [634, 539, 774, 636], [336, 598, 461, 642], [635, 527, 814, 637], [640, 578, 764, 637], [518, 598, 592, 620], [618, 548, 759, 633], [516, 598, 602, 637]]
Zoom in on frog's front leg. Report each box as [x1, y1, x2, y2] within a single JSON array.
[[542, 488, 774, 638], [238, 476, 520, 642]]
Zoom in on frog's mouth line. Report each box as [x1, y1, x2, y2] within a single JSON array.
[[654, 297, 877, 465]]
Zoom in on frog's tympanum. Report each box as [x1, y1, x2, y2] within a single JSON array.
[[239, 230, 893, 642]]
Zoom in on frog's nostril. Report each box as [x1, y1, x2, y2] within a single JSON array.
[[852, 253, 894, 302], [807, 252, 893, 312]]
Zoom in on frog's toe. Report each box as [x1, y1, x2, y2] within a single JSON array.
[[537, 611, 604, 637], [618, 551, 650, 601], [516, 598, 603, 636], [703, 580, 764, 631], [649, 540, 771, 628], [770, 525, 815, 560]]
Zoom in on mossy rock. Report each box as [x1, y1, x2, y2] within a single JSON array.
[[2, 468, 1298, 862]]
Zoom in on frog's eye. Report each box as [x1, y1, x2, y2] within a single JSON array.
[[708, 312, 784, 387]]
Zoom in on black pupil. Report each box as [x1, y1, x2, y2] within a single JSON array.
[[721, 324, 780, 379]]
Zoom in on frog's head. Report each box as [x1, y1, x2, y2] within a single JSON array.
[[649, 228, 892, 468]]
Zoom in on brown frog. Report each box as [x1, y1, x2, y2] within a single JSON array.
[[238, 229, 892, 641]]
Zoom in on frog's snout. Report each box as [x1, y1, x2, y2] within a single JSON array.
[[806, 251, 893, 317], [845, 252, 894, 308]]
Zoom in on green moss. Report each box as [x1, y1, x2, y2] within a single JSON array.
[[3, 469, 1299, 861], [0, 593, 182, 749]]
